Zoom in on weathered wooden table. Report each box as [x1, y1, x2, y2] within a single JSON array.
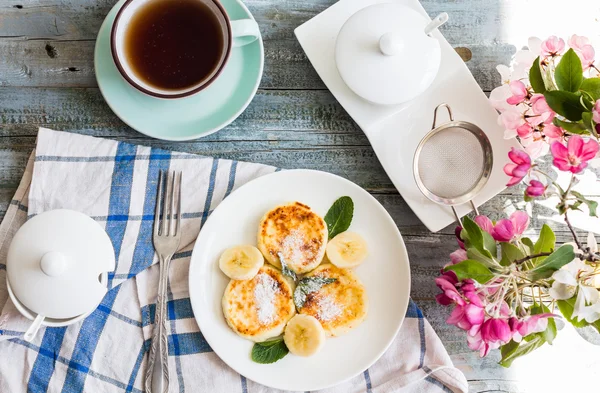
[[2, 0, 599, 391]]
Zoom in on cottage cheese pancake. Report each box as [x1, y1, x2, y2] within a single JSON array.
[[222, 264, 295, 342], [257, 202, 328, 274], [298, 263, 368, 337]]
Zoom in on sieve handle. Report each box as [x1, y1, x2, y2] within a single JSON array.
[[432, 103, 454, 129], [451, 200, 480, 225]]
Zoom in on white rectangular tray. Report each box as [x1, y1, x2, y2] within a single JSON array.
[[295, 0, 518, 232]]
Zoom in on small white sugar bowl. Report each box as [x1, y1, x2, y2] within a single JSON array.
[[6, 209, 115, 341], [335, 3, 448, 106]]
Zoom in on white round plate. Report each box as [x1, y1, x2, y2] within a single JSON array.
[[189, 169, 411, 391]]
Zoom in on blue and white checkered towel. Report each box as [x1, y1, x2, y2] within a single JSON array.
[[0, 128, 468, 393]]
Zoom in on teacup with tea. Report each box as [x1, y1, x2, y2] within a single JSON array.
[[111, 0, 259, 98]]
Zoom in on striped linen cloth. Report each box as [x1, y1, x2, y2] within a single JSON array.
[[0, 128, 468, 393]]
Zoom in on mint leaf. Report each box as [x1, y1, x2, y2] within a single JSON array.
[[552, 118, 589, 135], [499, 336, 546, 367], [557, 296, 589, 328], [555, 48, 583, 92], [580, 77, 600, 100], [293, 276, 336, 309], [528, 244, 575, 281], [251, 337, 289, 364], [324, 196, 354, 239], [500, 242, 525, 266], [533, 224, 555, 265], [529, 56, 546, 93], [544, 90, 585, 121], [277, 252, 297, 281], [445, 259, 494, 284]]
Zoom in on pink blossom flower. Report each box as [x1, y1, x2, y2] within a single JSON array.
[[509, 313, 554, 342], [516, 123, 533, 138], [523, 139, 550, 160], [506, 80, 528, 105], [551, 135, 600, 173], [450, 248, 468, 265], [492, 211, 530, 242], [435, 273, 463, 306], [474, 215, 494, 235], [568, 34, 595, 70], [529, 94, 555, 124], [481, 317, 512, 343], [467, 316, 512, 357], [541, 36, 565, 57], [447, 303, 485, 331], [500, 107, 526, 133], [543, 123, 564, 141], [525, 179, 546, 197], [593, 99, 600, 124], [503, 148, 531, 186]]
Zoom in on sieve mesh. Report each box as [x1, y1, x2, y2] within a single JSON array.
[[417, 127, 485, 199]]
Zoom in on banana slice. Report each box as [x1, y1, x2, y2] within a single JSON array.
[[219, 245, 264, 280], [284, 314, 326, 357], [326, 232, 368, 268]]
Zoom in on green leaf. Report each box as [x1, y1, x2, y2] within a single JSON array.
[[580, 77, 600, 100], [571, 191, 598, 217], [482, 231, 498, 258], [324, 196, 354, 239], [445, 259, 494, 284], [293, 276, 337, 309], [499, 336, 546, 367], [521, 237, 535, 254], [529, 56, 546, 93], [462, 216, 484, 250], [500, 242, 525, 266], [544, 90, 585, 121], [557, 297, 590, 328], [462, 216, 498, 263], [528, 244, 575, 281], [251, 337, 289, 364], [582, 111, 594, 131], [555, 48, 583, 92], [466, 248, 497, 268], [552, 118, 589, 135], [277, 252, 297, 282], [533, 224, 555, 265]]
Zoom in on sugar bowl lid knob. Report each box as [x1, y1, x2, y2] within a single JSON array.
[[40, 251, 67, 277], [379, 32, 403, 56]]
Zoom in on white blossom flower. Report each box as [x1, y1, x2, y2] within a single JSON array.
[[549, 235, 600, 323]]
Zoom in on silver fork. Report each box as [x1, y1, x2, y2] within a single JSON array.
[[145, 170, 182, 393]]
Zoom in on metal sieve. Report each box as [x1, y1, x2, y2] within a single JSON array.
[[413, 103, 493, 223]]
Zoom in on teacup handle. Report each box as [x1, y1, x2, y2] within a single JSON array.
[[230, 19, 260, 48]]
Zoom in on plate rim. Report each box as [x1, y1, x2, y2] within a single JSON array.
[[94, 0, 264, 141], [188, 169, 411, 391]]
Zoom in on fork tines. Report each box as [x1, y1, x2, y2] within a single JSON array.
[[154, 170, 182, 237]]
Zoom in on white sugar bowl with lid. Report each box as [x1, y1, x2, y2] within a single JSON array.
[[335, 3, 448, 106], [6, 209, 115, 341]]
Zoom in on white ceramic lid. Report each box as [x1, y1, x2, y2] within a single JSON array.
[[335, 3, 442, 105], [6, 209, 115, 319]]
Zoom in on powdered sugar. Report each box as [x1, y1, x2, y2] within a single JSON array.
[[317, 295, 342, 321], [280, 229, 304, 266], [254, 273, 279, 325]]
